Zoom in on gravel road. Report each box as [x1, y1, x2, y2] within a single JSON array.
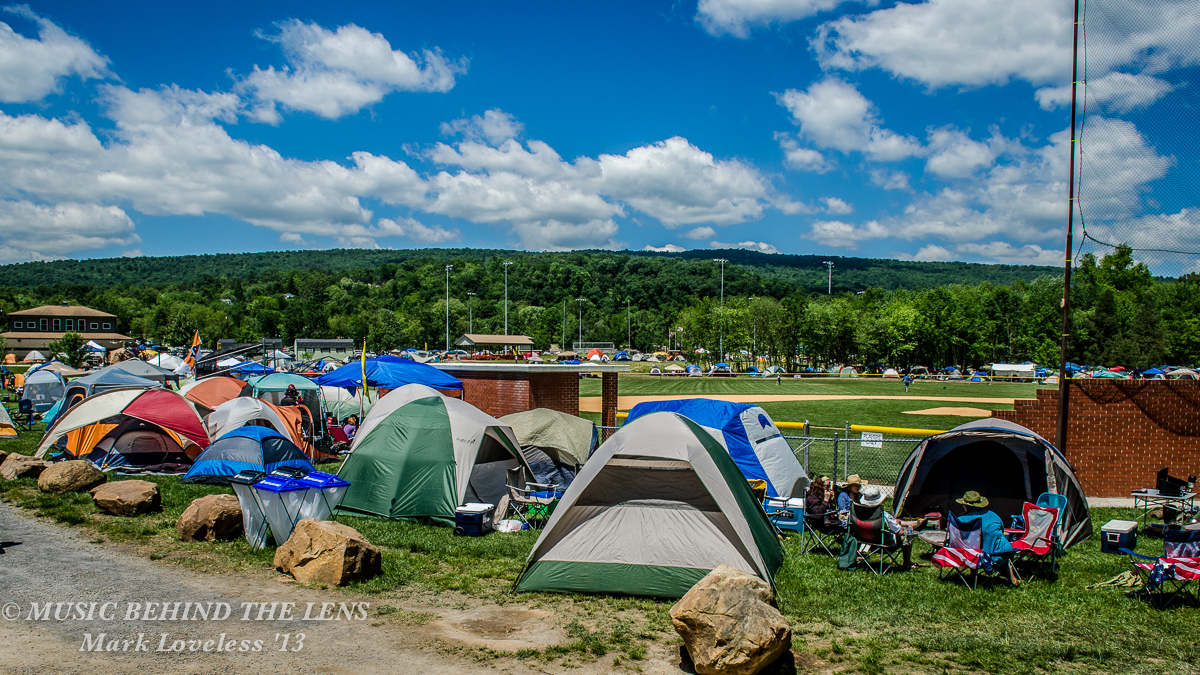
[[0, 501, 671, 675]]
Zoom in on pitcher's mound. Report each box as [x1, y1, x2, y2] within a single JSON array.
[[903, 407, 992, 417]]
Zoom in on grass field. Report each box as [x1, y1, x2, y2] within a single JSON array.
[[4, 381, 1198, 674]]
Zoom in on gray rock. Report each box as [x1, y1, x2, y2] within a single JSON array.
[[1, 454, 50, 481]]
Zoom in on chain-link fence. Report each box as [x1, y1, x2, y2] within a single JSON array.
[[597, 423, 923, 488]]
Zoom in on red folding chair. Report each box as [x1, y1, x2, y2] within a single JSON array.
[[1010, 502, 1061, 578]]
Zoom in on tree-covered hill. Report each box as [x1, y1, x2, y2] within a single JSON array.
[[0, 248, 1056, 293]]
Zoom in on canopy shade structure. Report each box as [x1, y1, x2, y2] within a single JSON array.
[[336, 384, 530, 526], [146, 353, 184, 370], [319, 385, 373, 422], [513, 411, 784, 598], [249, 372, 317, 393], [228, 361, 274, 377], [501, 408, 598, 487], [625, 398, 808, 499], [36, 388, 210, 471], [183, 427, 314, 485], [316, 355, 462, 393], [29, 361, 87, 377], [893, 418, 1092, 547]]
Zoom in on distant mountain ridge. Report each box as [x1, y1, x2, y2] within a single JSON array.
[[0, 248, 1059, 292]]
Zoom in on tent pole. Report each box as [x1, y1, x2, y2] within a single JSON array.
[[1057, 0, 1082, 453]]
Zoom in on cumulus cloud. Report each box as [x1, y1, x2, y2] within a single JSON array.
[[440, 109, 524, 145], [955, 241, 1063, 266], [805, 219, 888, 249], [899, 244, 953, 261], [870, 169, 910, 191], [696, 0, 866, 37], [775, 132, 832, 172], [644, 243, 686, 252], [0, 6, 111, 103], [0, 201, 138, 262], [685, 226, 717, 240], [925, 127, 997, 178], [821, 196, 853, 214], [1035, 72, 1175, 113], [237, 19, 464, 122], [712, 240, 780, 254], [777, 78, 921, 161]]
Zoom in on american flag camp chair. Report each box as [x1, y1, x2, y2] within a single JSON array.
[[933, 511, 991, 589], [1124, 527, 1200, 609], [851, 503, 904, 575]]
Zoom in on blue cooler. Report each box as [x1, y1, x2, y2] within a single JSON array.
[[763, 498, 806, 534], [1101, 519, 1137, 554], [454, 503, 495, 536]]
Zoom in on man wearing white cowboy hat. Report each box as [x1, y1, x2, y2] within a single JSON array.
[[859, 485, 927, 568]]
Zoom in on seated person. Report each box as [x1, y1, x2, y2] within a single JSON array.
[[859, 486, 926, 568], [805, 475, 838, 526], [837, 474, 865, 521], [954, 490, 1019, 584], [342, 415, 358, 439], [280, 384, 300, 407]]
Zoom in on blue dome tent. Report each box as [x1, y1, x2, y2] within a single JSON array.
[[182, 427, 315, 485], [316, 355, 462, 393], [624, 399, 809, 499]]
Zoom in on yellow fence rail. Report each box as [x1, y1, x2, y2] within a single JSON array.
[[612, 412, 945, 436]]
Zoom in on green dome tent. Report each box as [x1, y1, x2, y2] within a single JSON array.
[[336, 384, 532, 525], [513, 411, 783, 598], [500, 408, 597, 487]]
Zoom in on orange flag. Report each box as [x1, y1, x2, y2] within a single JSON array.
[[183, 331, 202, 369]]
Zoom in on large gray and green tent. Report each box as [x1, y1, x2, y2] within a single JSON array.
[[336, 384, 531, 525], [514, 411, 783, 598]]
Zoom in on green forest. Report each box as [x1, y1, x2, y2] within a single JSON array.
[[0, 246, 1193, 370]]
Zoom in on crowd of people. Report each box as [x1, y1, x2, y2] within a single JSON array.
[[801, 474, 1017, 581]]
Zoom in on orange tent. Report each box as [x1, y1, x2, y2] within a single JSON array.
[[268, 402, 338, 460], [182, 376, 246, 414], [586, 348, 605, 360], [3, 354, 14, 364]]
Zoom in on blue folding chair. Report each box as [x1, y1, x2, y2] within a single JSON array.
[[933, 511, 990, 588]]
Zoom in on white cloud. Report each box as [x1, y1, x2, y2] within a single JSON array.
[[696, 0, 866, 37], [821, 196, 853, 214], [925, 127, 997, 178], [870, 169, 910, 191], [0, 201, 138, 261], [1035, 72, 1175, 113], [813, 0, 1200, 93], [955, 241, 1063, 266], [805, 219, 888, 249], [0, 6, 110, 103], [440, 109, 524, 146], [712, 240, 780, 254], [237, 19, 463, 122], [901, 244, 953, 261], [777, 78, 921, 161], [376, 217, 459, 244], [644, 243, 686, 252], [121, 248, 143, 257], [512, 219, 623, 251], [776, 132, 832, 172], [685, 226, 716, 240]]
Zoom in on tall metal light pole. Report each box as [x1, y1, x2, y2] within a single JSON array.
[[503, 261, 514, 335], [562, 299, 566, 348], [750, 295, 758, 357], [1057, 0, 1083, 455], [575, 298, 588, 348], [823, 261, 834, 294], [627, 297, 631, 351], [714, 258, 727, 359], [467, 292, 476, 333], [444, 264, 453, 351]]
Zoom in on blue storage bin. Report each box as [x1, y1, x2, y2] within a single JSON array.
[[455, 503, 495, 536]]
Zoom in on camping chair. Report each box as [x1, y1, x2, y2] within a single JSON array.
[[933, 512, 991, 589], [505, 467, 558, 528], [800, 511, 845, 556], [850, 503, 903, 575], [1124, 527, 1200, 609], [1009, 502, 1061, 579]]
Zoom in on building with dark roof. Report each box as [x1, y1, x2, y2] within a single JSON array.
[[3, 304, 132, 360]]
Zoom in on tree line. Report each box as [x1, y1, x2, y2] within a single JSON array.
[[0, 245, 1191, 370]]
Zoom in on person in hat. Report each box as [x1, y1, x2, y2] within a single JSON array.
[[837, 474, 866, 514], [281, 384, 300, 407], [954, 490, 1019, 584], [859, 486, 926, 568]]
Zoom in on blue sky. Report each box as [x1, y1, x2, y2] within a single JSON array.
[[0, 0, 1196, 270]]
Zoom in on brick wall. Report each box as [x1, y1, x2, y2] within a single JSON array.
[[993, 380, 1200, 497], [439, 370, 581, 418]]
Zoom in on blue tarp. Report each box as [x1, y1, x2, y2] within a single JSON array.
[[182, 426, 314, 485], [624, 399, 805, 498], [229, 362, 274, 377], [1142, 367, 1165, 376], [315, 354, 462, 393]]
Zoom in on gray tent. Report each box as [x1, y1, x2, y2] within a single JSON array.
[[513, 411, 783, 598], [65, 369, 161, 399], [105, 359, 181, 385], [500, 408, 598, 487], [893, 418, 1092, 547]]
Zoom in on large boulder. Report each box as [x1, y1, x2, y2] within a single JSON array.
[[91, 480, 161, 516], [1, 454, 50, 480], [38, 460, 106, 494], [670, 565, 791, 675], [274, 518, 381, 586], [177, 494, 243, 542]]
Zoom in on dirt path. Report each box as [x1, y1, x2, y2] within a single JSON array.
[[579, 394, 1017, 412], [0, 502, 684, 675]]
